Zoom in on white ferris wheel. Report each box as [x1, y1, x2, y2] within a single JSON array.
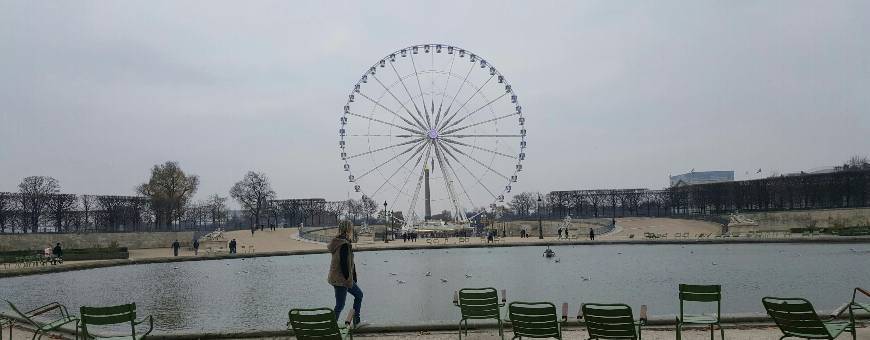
[[339, 44, 527, 225]]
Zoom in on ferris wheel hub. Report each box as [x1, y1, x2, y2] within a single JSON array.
[[427, 128, 439, 140]]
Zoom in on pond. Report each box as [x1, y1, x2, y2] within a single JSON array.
[[1, 243, 868, 334]]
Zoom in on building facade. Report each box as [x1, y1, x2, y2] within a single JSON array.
[[669, 170, 734, 187]]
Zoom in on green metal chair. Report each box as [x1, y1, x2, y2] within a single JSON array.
[[579, 303, 647, 340], [507, 301, 567, 340], [79, 303, 153, 340], [849, 287, 869, 323], [0, 314, 11, 340], [287, 307, 354, 340], [4, 300, 78, 340], [453, 288, 506, 339], [762, 297, 855, 339], [676, 284, 724, 340]]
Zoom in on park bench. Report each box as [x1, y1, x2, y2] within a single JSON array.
[[4, 300, 79, 340]]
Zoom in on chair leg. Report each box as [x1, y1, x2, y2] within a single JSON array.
[[498, 319, 504, 340], [458, 319, 463, 340], [676, 322, 681, 340], [710, 324, 714, 340], [719, 323, 724, 340]]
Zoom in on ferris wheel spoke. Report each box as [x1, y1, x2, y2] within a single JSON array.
[[433, 53, 456, 128], [389, 61, 429, 129], [442, 74, 494, 128], [441, 112, 519, 136], [354, 141, 423, 181], [432, 142, 463, 220], [440, 61, 476, 127], [370, 142, 428, 198], [436, 141, 477, 210], [346, 111, 422, 135], [441, 138, 517, 159], [439, 70, 493, 131], [442, 91, 507, 131], [345, 134, 417, 137], [381, 142, 430, 200], [345, 137, 424, 160], [366, 75, 426, 130], [442, 141, 511, 181], [356, 90, 426, 131], [440, 141, 499, 200], [408, 53, 431, 128], [449, 134, 523, 138]]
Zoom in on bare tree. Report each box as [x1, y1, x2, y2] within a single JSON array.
[[80, 195, 96, 231], [18, 176, 61, 233], [508, 192, 535, 217], [206, 194, 229, 228], [230, 171, 276, 228], [137, 161, 199, 230], [360, 195, 377, 224], [845, 155, 870, 170], [0, 192, 17, 233], [46, 194, 77, 232], [346, 199, 361, 224]]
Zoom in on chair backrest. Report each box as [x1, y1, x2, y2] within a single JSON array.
[[762, 297, 829, 338], [678, 284, 721, 317], [582, 303, 637, 339], [4, 300, 37, 327], [80, 303, 137, 338], [508, 301, 560, 339], [458, 288, 501, 319], [288, 308, 343, 340]]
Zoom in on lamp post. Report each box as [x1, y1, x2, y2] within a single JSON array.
[[383, 201, 389, 243], [537, 194, 544, 239]]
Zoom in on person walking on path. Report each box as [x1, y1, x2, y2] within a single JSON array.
[[51, 242, 63, 265], [172, 240, 181, 256], [193, 239, 200, 255], [328, 221, 363, 327], [564, 228, 569, 239], [589, 228, 595, 241], [229, 239, 237, 254]]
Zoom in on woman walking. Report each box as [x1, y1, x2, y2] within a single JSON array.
[[328, 221, 362, 327]]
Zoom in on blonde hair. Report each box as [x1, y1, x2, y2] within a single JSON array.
[[337, 220, 353, 237]]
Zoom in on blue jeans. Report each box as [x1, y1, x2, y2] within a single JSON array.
[[333, 284, 363, 321]]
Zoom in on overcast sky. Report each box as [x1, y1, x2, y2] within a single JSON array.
[[1, 1, 868, 206]]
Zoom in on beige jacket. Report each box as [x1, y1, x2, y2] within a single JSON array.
[[327, 236, 356, 288]]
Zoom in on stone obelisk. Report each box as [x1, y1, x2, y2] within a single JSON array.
[[424, 159, 432, 220]]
